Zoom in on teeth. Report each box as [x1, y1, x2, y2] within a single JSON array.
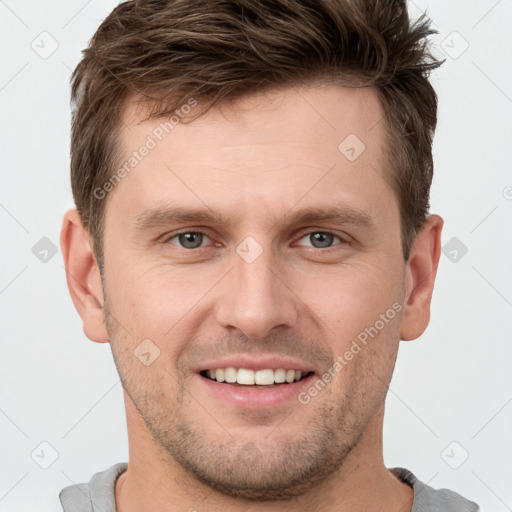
[[237, 368, 255, 385], [225, 367, 237, 383], [274, 369, 286, 383], [254, 369, 274, 385], [204, 367, 308, 385]]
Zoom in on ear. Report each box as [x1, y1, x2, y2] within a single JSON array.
[[400, 214, 443, 341], [60, 208, 109, 343]]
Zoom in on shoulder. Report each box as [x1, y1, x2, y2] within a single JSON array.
[[390, 467, 481, 512], [59, 462, 128, 512]]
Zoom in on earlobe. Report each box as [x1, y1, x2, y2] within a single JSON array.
[[400, 214, 443, 341], [60, 208, 109, 344]]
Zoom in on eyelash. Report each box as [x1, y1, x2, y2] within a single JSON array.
[[163, 229, 349, 251]]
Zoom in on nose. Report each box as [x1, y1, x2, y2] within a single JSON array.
[[214, 244, 299, 340]]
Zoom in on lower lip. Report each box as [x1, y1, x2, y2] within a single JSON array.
[[197, 373, 315, 409]]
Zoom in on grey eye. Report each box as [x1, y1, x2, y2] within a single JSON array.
[[175, 232, 206, 249], [300, 232, 340, 248]]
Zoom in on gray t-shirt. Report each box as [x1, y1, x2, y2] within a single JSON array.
[[59, 463, 481, 511]]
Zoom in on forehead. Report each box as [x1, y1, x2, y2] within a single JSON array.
[[106, 84, 393, 230], [123, 84, 384, 151]]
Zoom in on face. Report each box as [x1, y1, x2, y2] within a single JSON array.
[[99, 85, 408, 499]]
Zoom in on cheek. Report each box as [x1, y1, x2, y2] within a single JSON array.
[[105, 265, 219, 364], [295, 260, 403, 343], [109, 264, 190, 322]]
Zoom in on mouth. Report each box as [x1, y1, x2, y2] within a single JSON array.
[[195, 356, 319, 408], [199, 367, 315, 388]]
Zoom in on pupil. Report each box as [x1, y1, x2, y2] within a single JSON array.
[[311, 232, 333, 248], [179, 232, 202, 248]]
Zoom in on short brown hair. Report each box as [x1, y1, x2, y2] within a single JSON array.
[[70, 0, 443, 269]]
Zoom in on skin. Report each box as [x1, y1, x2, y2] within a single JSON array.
[[61, 84, 443, 512]]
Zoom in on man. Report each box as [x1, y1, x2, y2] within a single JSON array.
[[59, 0, 480, 510]]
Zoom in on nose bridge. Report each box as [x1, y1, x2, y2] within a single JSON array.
[[214, 238, 298, 339], [237, 246, 278, 303]]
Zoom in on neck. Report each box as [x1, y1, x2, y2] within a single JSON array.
[[115, 396, 413, 512]]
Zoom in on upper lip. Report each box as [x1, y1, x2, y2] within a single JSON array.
[[195, 355, 316, 374]]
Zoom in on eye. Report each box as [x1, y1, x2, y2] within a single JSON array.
[[166, 231, 211, 249], [296, 231, 345, 249]]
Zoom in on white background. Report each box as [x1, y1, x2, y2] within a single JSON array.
[[0, 0, 511, 510]]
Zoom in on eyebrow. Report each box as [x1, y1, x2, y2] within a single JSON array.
[[133, 203, 378, 233]]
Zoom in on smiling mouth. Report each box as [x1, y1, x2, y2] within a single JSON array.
[[200, 367, 314, 388]]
